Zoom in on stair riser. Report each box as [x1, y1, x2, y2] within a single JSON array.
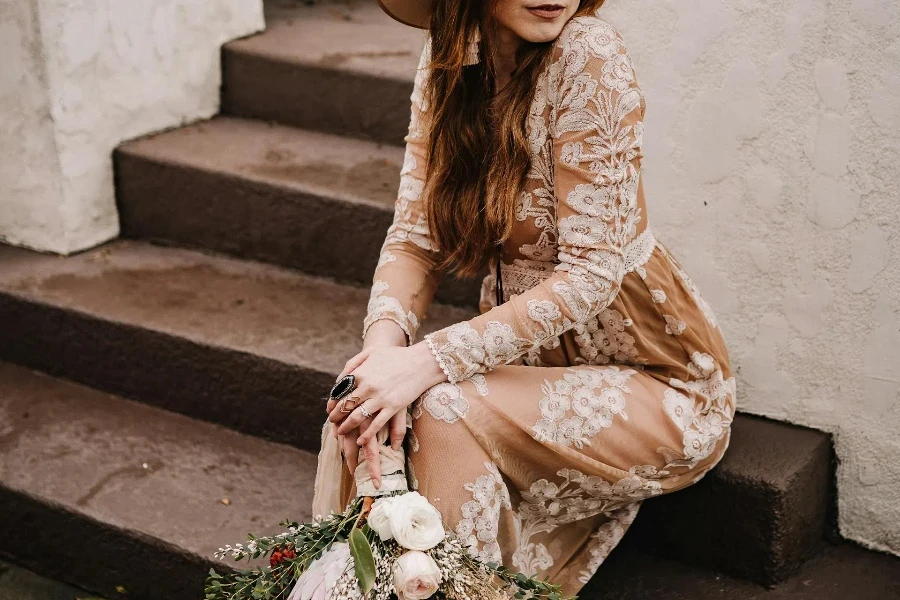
[[114, 151, 482, 308], [0, 486, 208, 600], [0, 293, 331, 452], [222, 49, 411, 146]]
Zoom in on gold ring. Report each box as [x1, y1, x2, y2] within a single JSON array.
[[339, 395, 361, 413]]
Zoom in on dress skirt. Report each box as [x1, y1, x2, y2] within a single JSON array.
[[316, 243, 736, 596]]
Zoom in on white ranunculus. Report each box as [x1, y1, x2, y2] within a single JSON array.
[[368, 496, 396, 541], [287, 542, 351, 600], [393, 550, 442, 600], [388, 492, 446, 551]]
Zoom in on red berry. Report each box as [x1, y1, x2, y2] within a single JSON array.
[[269, 550, 283, 568]]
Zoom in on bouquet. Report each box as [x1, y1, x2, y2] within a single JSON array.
[[206, 422, 571, 600]]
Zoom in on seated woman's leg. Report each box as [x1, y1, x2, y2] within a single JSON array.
[[408, 362, 730, 594]]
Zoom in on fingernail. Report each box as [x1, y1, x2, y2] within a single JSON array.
[[374, 479, 381, 490]]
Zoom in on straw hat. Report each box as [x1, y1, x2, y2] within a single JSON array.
[[376, 0, 431, 29]]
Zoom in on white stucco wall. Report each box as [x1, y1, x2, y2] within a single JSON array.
[[0, 0, 265, 254], [603, 0, 899, 555]]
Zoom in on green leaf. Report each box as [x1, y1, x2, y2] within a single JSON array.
[[349, 527, 377, 594]]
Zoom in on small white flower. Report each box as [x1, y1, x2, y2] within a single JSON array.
[[393, 550, 442, 600]]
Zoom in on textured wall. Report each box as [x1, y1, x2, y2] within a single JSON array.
[[0, 0, 67, 251], [602, 0, 899, 555], [0, 0, 265, 254]]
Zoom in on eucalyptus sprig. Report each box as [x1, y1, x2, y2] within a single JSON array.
[[206, 499, 364, 600]]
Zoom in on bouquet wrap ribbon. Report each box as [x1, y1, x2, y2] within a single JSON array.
[[354, 427, 408, 497], [312, 422, 410, 517]]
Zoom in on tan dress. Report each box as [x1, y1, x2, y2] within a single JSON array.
[[314, 15, 735, 595]]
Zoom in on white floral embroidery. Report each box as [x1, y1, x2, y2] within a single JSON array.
[[532, 366, 635, 448], [421, 382, 469, 424], [513, 467, 661, 575], [572, 308, 644, 365], [457, 462, 511, 564], [664, 315, 686, 335], [577, 502, 641, 584], [663, 353, 736, 469], [650, 288, 667, 304], [601, 53, 636, 92], [362, 280, 420, 342], [470, 373, 489, 397], [375, 249, 397, 268]]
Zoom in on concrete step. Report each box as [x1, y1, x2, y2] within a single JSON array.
[[0, 560, 103, 600], [114, 116, 482, 308], [0, 239, 473, 452], [2, 364, 893, 600], [628, 414, 833, 585], [221, 0, 421, 145], [587, 533, 900, 600], [0, 240, 831, 585], [0, 361, 318, 600]]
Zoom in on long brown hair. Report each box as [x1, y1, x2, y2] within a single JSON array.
[[423, 0, 606, 278]]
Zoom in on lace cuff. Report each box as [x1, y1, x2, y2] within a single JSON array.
[[423, 321, 528, 384], [425, 332, 456, 383], [362, 312, 417, 347]]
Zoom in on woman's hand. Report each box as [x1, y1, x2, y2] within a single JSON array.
[[327, 340, 446, 488], [326, 319, 407, 479]]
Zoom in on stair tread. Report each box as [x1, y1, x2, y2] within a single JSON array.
[[713, 413, 829, 492], [0, 361, 318, 561], [118, 116, 403, 211], [227, 0, 424, 81], [0, 239, 471, 375]]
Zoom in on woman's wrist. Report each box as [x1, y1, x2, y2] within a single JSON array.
[[363, 319, 409, 349], [409, 340, 449, 388]]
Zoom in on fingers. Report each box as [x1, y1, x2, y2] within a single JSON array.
[[336, 400, 382, 435], [358, 409, 394, 446], [388, 411, 407, 451], [341, 432, 359, 475], [362, 435, 382, 490], [328, 393, 367, 425]]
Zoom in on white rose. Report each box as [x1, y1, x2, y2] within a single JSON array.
[[368, 497, 396, 541], [388, 492, 446, 551], [393, 551, 442, 600]]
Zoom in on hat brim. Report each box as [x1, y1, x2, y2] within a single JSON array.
[[376, 0, 431, 29]]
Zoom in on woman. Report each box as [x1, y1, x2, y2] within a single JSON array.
[[315, 0, 736, 593]]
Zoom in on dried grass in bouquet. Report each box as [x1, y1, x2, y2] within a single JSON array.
[[205, 426, 573, 600]]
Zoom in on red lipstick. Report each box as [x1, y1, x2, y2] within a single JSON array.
[[527, 4, 566, 19]]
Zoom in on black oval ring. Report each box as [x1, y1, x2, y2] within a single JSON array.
[[329, 374, 356, 401]]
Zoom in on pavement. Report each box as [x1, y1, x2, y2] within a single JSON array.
[[0, 562, 103, 600]]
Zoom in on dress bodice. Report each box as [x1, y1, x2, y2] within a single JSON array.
[[362, 15, 733, 395]]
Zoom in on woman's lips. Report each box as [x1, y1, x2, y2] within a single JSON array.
[[527, 4, 565, 19]]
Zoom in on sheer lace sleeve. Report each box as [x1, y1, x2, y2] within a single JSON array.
[[423, 18, 646, 384], [362, 38, 444, 346]]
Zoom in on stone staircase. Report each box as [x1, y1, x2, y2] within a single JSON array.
[[0, 1, 897, 598]]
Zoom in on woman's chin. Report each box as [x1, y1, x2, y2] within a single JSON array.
[[513, 21, 569, 43]]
